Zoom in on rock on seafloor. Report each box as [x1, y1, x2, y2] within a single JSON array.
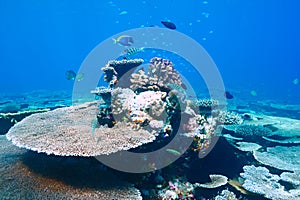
[[6, 101, 156, 156], [0, 135, 142, 199]]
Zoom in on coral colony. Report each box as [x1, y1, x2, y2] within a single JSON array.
[[5, 57, 300, 199]]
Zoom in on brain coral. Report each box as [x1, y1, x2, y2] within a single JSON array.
[[6, 102, 156, 156]]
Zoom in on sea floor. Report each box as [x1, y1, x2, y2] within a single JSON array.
[[1, 89, 300, 200]]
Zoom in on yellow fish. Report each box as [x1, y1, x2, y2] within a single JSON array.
[[112, 35, 134, 47]]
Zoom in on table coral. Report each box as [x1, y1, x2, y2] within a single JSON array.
[[6, 102, 156, 156]]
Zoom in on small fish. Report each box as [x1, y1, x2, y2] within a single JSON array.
[[293, 78, 299, 85], [65, 70, 84, 82], [75, 73, 84, 82], [121, 47, 144, 59], [65, 70, 76, 80], [166, 148, 181, 156], [250, 90, 257, 96], [119, 10, 128, 15], [112, 35, 134, 47], [224, 91, 234, 99], [161, 21, 176, 30]]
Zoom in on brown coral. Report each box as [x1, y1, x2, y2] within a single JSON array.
[[6, 102, 156, 156], [101, 59, 144, 88], [0, 135, 142, 199], [130, 57, 184, 93]]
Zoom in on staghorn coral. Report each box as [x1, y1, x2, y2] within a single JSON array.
[[233, 124, 273, 142], [101, 59, 143, 88], [189, 99, 219, 115], [215, 111, 243, 125], [6, 102, 156, 156], [130, 57, 183, 93]]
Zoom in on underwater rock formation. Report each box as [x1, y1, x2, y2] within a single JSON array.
[[6, 102, 156, 156], [0, 135, 142, 200], [130, 57, 184, 93]]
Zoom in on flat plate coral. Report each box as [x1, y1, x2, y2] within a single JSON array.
[[0, 136, 142, 199], [6, 102, 156, 156]]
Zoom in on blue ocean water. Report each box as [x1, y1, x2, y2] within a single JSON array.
[[1, 1, 300, 199], [1, 0, 299, 103]]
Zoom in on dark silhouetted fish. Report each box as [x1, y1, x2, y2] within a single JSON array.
[[65, 70, 77, 80], [65, 70, 84, 82], [161, 21, 176, 30], [224, 91, 234, 99]]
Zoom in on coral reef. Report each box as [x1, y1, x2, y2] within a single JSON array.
[[130, 57, 184, 93], [101, 59, 143, 88], [240, 165, 300, 200], [189, 99, 219, 115], [234, 141, 262, 152], [215, 111, 243, 125], [280, 172, 300, 187], [0, 108, 49, 134], [6, 102, 156, 156], [253, 146, 300, 172], [194, 174, 228, 189], [158, 178, 195, 200], [234, 124, 273, 140], [0, 135, 143, 200], [214, 189, 239, 200], [183, 114, 217, 152]]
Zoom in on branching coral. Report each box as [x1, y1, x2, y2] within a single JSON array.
[[234, 124, 273, 141], [215, 111, 243, 125], [130, 57, 184, 93], [188, 99, 219, 115]]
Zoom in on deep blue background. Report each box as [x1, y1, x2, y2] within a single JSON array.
[[0, 0, 299, 102]]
